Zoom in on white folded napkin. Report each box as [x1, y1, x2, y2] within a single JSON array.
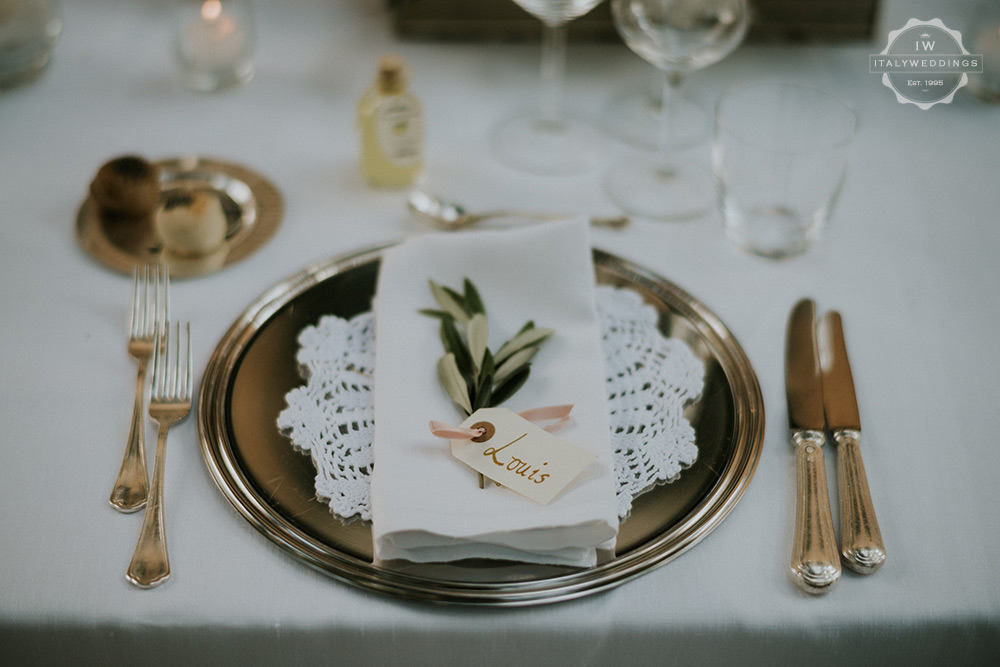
[[370, 219, 618, 567]]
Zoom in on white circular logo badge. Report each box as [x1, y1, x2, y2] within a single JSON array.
[[870, 18, 983, 109]]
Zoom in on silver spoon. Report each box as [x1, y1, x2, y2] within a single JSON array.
[[407, 190, 630, 230]]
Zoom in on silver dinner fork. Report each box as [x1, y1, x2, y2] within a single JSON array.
[[126, 321, 191, 589], [110, 265, 169, 512]]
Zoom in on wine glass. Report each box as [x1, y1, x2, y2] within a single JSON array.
[[605, 0, 749, 220], [602, 71, 710, 150], [492, 0, 607, 175]]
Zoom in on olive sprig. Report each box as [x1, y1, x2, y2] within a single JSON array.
[[420, 278, 554, 417]]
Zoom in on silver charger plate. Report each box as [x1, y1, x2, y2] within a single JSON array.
[[198, 245, 764, 605]]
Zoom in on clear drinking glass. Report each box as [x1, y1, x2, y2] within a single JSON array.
[[713, 82, 857, 259], [492, 0, 607, 175], [604, 0, 749, 220], [174, 0, 255, 93], [0, 0, 61, 89]]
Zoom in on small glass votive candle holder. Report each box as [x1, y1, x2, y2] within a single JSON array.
[[713, 82, 857, 259], [174, 0, 255, 93], [0, 0, 62, 89]]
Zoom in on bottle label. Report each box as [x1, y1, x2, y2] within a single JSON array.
[[376, 96, 423, 167]]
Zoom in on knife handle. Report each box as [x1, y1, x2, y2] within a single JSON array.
[[834, 429, 886, 573], [791, 430, 841, 594]]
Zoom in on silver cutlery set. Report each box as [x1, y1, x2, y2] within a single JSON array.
[[785, 299, 886, 594], [109, 266, 192, 589]]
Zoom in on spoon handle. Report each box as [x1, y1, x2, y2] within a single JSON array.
[[466, 211, 629, 229], [589, 215, 630, 229]]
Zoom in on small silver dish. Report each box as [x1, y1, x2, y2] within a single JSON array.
[[75, 156, 283, 278]]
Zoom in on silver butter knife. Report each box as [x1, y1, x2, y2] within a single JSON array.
[[819, 311, 887, 574], [785, 299, 841, 594]]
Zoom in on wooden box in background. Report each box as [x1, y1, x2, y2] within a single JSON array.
[[387, 0, 881, 43]]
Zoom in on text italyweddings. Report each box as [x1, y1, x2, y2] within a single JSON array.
[[870, 56, 982, 73]]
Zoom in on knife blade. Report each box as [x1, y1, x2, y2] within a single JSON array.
[[819, 311, 886, 574], [785, 299, 841, 593]]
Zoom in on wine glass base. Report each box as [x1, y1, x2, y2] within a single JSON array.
[[492, 111, 607, 175], [604, 154, 714, 221], [604, 91, 712, 151]]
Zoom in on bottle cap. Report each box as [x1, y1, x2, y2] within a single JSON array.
[[376, 55, 407, 94]]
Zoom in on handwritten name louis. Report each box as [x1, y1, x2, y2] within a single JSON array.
[[482, 433, 550, 484]]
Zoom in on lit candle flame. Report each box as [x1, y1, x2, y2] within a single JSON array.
[[202, 0, 222, 21]]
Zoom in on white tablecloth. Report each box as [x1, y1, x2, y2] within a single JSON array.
[[1, 1, 997, 665]]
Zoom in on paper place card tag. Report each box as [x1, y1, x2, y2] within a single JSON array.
[[450, 407, 597, 505]]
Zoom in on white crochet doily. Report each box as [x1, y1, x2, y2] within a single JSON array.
[[277, 285, 703, 523]]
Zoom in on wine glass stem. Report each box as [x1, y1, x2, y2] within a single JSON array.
[[656, 71, 684, 172], [539, 22, 568, 128]]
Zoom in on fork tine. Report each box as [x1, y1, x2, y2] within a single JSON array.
[[144, 266, 155, 339], [164, 323, 173, 399], [152, 324, 166, 401], [150, 326, 159, 398], [149, 319, 194, 405], [155, 265, 170, 341], [150, 266, 159, 341], [163, 265, 170, 337], [184, 322, 192, 400], [129, 266, 141, 340], [169, 321, 179, 401]]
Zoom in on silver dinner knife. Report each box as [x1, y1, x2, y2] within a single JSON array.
[[785, 299, 841, 594], [819, 311, 887, 574]]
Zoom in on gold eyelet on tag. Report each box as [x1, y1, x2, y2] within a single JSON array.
[[470, 421, 495, 443]]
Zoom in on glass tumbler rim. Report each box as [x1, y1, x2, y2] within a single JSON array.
[[715, 81, 858, 155]]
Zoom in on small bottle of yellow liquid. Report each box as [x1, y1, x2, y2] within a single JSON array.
[[357, 55, 424, 188]]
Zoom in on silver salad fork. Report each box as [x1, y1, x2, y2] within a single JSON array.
[[126, 321, 191, 588], [110, 265, 169, 512]]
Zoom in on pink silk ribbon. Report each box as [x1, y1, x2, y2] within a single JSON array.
[[429, 404, 573, 440]]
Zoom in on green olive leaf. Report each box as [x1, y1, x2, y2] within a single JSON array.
[[442, 286, 473, 316], [472, 365, 493, 411], [489, 365, 530, 407], [493, 345, 539, 385], [418, 308, 455, 321], [494, 327, 554, 365], [437, 353, 473, 415], [463, 278, 485, 315], [440, 319, 474, 384], [481, 348, 495, 379], [429, 279, 470, 325], [466, 313, 488, 373]]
